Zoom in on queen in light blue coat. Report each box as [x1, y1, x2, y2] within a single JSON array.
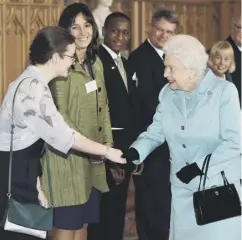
[[128, 35, 241, 240]]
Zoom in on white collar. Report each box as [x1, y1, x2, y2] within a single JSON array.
[[237, 45, 242, 51], [102, 44, 121, 60], [147, 39, 164, 60]]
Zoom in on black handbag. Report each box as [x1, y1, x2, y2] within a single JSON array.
[[193, 154, 241, 225], [0, 78, 54, 237]]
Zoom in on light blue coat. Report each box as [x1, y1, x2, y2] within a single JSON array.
[[131, 69, 241, 240]]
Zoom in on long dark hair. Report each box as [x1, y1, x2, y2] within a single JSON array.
[[58, 3, 99, 64]]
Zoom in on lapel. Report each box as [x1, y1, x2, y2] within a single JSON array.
[[185, 92, 200, 118], [172, 69, 215, 118], [72, 60, 101, 80], [143, 40, 166, 90], [98, 45, 128, 93], [172, 91, 186, 117], [122, 58, 132, 90], [227, 36, 240, 58]]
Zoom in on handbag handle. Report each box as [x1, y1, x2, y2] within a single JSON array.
[[7, 77, 54, 207], [198, 154, 231, 192], [197, 154, 211, 191]]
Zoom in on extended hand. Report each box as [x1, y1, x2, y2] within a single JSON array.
[[122, 148, 143, 175], [106, 148, 127, 164]]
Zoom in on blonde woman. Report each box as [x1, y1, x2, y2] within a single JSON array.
[[207, 40, 236, 81]]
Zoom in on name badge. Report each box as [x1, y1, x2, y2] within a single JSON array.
[[85, 80, 97, 94]]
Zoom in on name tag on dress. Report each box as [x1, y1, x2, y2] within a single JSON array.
[[85, 80, 97, 94]]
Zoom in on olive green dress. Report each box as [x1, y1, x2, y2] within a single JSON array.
[[41, 58, 113, 208]]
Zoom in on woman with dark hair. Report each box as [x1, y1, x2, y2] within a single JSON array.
[[43, 3, 113, 240], [0, 26, 125, 240]]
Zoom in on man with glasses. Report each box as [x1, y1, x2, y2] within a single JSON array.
[[226, 14, 241, 102], [127, 8, 178, 240]]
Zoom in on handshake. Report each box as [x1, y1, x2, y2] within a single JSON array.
[[106, 147, 143, 175], [122, 148, 144, 175], [107, 146, 140, 163], [110, 146, 204, 182]]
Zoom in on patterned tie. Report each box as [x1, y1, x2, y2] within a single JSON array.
[[115, 56, 128, 90]]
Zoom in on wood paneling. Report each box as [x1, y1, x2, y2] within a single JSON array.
[[0, 0, 64, 101], [0, 0, 240, 101], [130, 0, 241, 51]]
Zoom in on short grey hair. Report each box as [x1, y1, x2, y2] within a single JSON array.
[[163, 34, 208, 76], [152, 8, 179, 26]]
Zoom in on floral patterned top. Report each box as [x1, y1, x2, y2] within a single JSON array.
[[0, 65, 75, 153]]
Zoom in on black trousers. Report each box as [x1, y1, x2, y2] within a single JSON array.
[[133, 146, 171, 240], [88, 171, 131, 240]]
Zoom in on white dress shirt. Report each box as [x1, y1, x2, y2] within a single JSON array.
[[102, 44, 121, 63], [147, 39, 165, 60]]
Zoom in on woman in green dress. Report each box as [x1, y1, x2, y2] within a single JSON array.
[[41, 3, 114, 240]]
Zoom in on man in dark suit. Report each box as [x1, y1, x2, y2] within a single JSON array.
[[226, 14, 241, 102], [127, 9, 179, 240], [88, 12, 134, 240]]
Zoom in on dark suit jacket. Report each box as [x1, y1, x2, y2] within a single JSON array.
[[226, 36, 241, 101], [128, 40, 167, 132], [98, 45, 136, 188], [127, 40, 171, 230], [128, 40, 170, 159], [225, 72, 233, 82]]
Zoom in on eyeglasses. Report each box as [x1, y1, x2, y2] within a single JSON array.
[[234, 23, 242, 32], [152, 24, 175, 37], [63, 54, 77, 64]]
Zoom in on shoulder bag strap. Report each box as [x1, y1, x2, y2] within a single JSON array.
[[7, 77, 54, 207], [201, 154, 212, 191]]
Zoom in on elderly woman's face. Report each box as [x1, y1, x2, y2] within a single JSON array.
[[164, 55, 196, 91], [211, 49, 232, 75]]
